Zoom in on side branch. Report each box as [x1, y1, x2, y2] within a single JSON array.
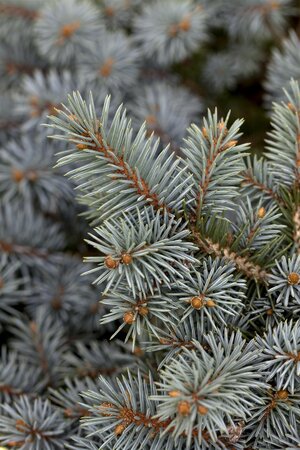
[[197, 135, 237, 211], [76, 130, 168, 211], [191, 228, 268, 282], [99, 402, 243, 446], [241, 172, 280, 203]]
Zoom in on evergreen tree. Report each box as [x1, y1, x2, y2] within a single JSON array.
[[0, 1, 300, 449]]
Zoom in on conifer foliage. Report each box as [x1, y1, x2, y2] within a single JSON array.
[[1, 1, 300, 449]]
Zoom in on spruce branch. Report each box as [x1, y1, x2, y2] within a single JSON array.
[[0, 348, 45, 404], [100, 282, 178, 349], [127, 81, 203, 152], [48, 93, 276, 286], [76, 31, 140, 92], [0, 201, 65, 273], [202, 43, 263, 94], [0, 133, 74, 213], [145, 317, 207, 369], [0, 40, 46, 88], [256, 319, 300, 394], [241, 156, 281, 205], [0, 396, 72, 449], [34, 0, 104, 65], [81, 370, 176, 450], [99, 0, 142, 29], [246, 295, 287, 329], [245, 385, 300, 447], [265, 79, 300, 188], [268, 254, 300, 307], [14, 70, 76, 129], [174, 257, 247, 329], [232, 197, 284, 252], [64, 340, 136, 380], [24, 257, 100, 329], [133, 0, 207, 66], [0, 256, 28, 319], [191, 224, 269, 282], [49, 377, 99, 421], [80, 331, 263, 449], [153, 330, 263, 447], [85, 207, 197, 296], [9, 312, 69, 387], [0, 93, 21, 145], [49, 92, 194, 224], [182, 109, 249, 216], [223, 0, 295, 41], [265, 31, 300, 104], [3, 1, 300, 449]]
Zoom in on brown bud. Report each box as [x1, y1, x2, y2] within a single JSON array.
[[104, 6, 115, 16], [115, 424, 126, 435], [105, 256, 119, 269], [202, 127, 209, 139], [123, 311, 135, 324], [76, 143, 87, 150], [29, 321, 37, 334], [51, 296, 62, 310], [133, 346, 143, 356], [90, 303, 99, 314], [223, 140, 238, 150], [197, 404, 208, 415], [287, 102, 296, 112], [266, 308, 273, 316], [100, 57, 114, 78], [191, 296, 204, 310], [11, 169, 24, 183], [47, 104, 59, 116], [257, 207, 266, 219], [288, 272, 300, 285], [178, 17, 191, 32], [121, 253, 133, 265], [60, 21, 81, 38], [206, 299, 216, 307], [138, 306, 149, 317], [177, 401, 191, 416], [217, 120, 227, 134], [145, 114, 157, 127], [168, 390, 181, 398], [269, 0, 279, 9], [277, 389, 289, 400]]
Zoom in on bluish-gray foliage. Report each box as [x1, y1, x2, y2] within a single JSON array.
[[1, 1, 300, 449]]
